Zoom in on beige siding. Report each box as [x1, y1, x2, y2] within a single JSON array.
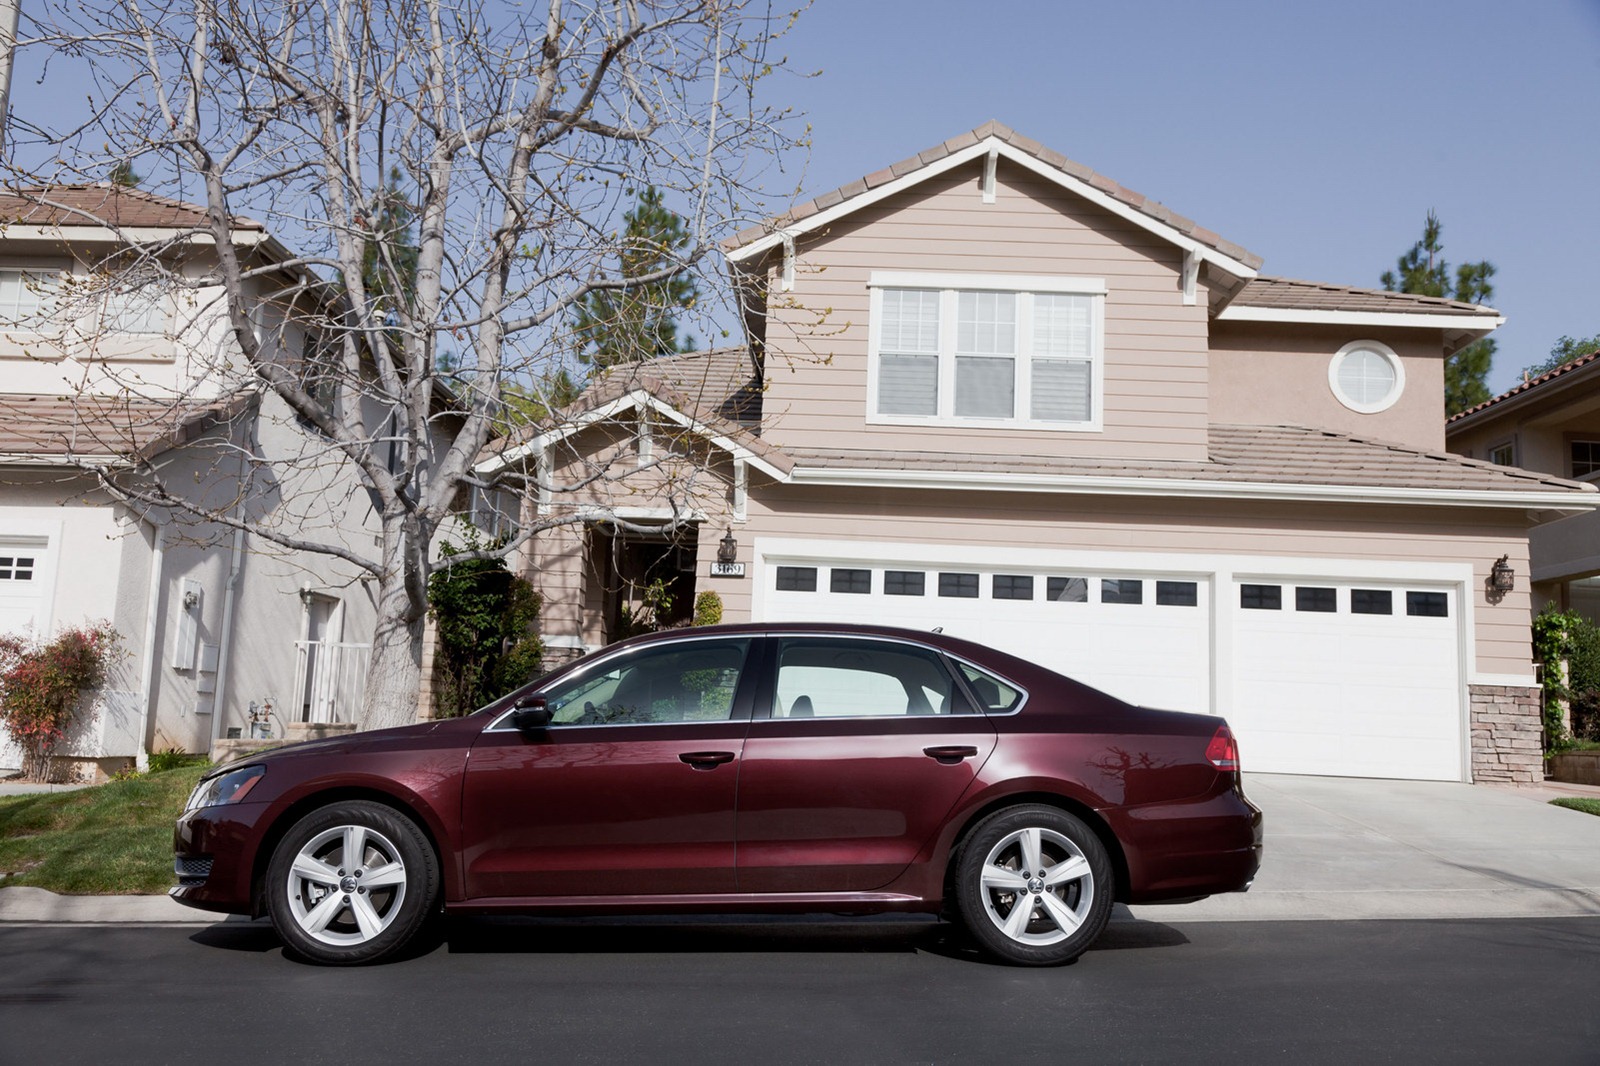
[[1209, 323, 1448, 450], [720, 486, 1533, 678], [761, 159, 1211, 462]]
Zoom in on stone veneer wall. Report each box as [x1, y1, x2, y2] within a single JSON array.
[[1469, 684, 1543, 784]]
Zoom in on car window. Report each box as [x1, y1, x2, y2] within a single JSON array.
[[957, 662, 1024, 713], [771, 638, 969, 718], [542, 639, 750, 725]]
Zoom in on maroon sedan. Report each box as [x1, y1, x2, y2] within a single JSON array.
[[173, 624, 1261, 965]]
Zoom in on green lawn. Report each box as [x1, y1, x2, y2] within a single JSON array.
[[0, 765, 209, 894], [1550, 797, 1600, 818]]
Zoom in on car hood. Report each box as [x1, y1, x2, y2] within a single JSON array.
[[238, 718, 468, 765]]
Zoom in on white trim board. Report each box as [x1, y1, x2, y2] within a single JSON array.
[[1217, 305, 1503, 332]]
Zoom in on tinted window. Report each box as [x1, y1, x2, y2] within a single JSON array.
[[884, 570, 926, 596], [830, 568, 871, 594], [775, 566, 817, 592], [1240, 584, 1282, 610], [1101, 579, 1142, 604], [957, 662, 1024, 713], [773, 638, 965, 718], [1406, 591, 1449, 617], [1351, 589, 1393, 615], [1047, 576, 1088, 602], [1156, 581, 1197, 607], [939, 572, 979, 598], [992, 574, 1034, 600], [541, 640, 750, 726], [1296, 587, 1336, 613]]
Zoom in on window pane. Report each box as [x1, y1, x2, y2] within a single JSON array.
[[0, 270, 57, 329], [544, 640, 750, 725], [1295, 587, 1337, 613], [884, 570, 925, 596], [1047, 576, 1088, 602], [958, 662, 1024, 713], [1351, 589, 1393, 615], [1573, 441, 1600, 478], [1156, 581, 1197, 607], [1338, 349, 1397, 405], [1031, 358, 1092, 422], [1489, 443, 1515, 466], [1406, 591, 1449, 617], [775, 638, 962, 718], [1033, 294, 1093, 359], [878, 353, 938, 416], [1240, 584, 1282, 610], [954, 355, 1014, 418], [1101, 579, 1142, 604], [956, 291, 1016, 355], [775, 566, 817, 592], [829, 568, 871, 594], [992, 574, 1034, 600], [938, 572, 979, 598], [879, 289, 939, 353]]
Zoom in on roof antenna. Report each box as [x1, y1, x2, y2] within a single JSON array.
[[932, 626, 944, 634]]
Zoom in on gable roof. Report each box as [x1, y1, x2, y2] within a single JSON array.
[[0, 391, 254, 465], [724, 120, 1262, 278], [0, 184, 265, 232], [1227, 276, 1499, 319], [1447, 351, 1600, 429], [477, 350, 786, 480]]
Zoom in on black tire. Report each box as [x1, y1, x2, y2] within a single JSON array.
[[265, 800, 439, 966], [953, 804, 1114, 966]]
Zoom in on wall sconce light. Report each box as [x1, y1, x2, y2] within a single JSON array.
[[717, 529, 738, 565], [1491, 554, 1515, 592]]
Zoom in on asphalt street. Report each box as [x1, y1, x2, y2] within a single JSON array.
[[3, 915, 1598, 1066]]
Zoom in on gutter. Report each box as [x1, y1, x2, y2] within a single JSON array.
[[133, 523, 166, 771]]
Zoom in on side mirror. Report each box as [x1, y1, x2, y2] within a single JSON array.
[[510, 696, 553, 732]]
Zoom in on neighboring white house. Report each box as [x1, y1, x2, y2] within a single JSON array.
[[0, 185, 400, 777]]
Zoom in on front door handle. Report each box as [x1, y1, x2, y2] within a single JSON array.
[[679, 750, 736, 770], [923, 745, 979, 765]]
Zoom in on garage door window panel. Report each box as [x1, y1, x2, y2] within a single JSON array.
[[0, 556, 34, 581], [1295, 587, 1337, 613], [1047, 576, 1088, 603], [775, 566, 817, 592], [884, 570, 925, 596], [992, 575, 1033, 601], [1101, 579, 1142, 605], [1156, 581, 1197, 607], [939, 572, 979, 599], [830, 568, 871, 594], [1240, 584, 1282, 610], [1351, 589, 1393, 615], [1406, 592, 1449, 618]]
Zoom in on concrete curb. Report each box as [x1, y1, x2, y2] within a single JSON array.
[[0, 886, 220, 924]]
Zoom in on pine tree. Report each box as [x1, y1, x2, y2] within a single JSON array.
[[572, 187, 699, 372], [1381, 210, 1497, 415]]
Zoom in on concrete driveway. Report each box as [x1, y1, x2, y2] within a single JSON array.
[[1126, 773, 1600, 922]]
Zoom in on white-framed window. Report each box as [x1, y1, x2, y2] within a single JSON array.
[[1570, 440, 1600, 481], [100, 276, 169, 335], [1489, 441, 1516, 467], [868, 271, 1106, 431], [1328, 339, 1405, 414], [0, 269, 60, 331]]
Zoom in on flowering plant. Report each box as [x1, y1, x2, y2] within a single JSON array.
[[0, 623, 120, 781]]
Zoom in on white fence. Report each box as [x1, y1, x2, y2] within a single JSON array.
[[292, 640, 371, 724]]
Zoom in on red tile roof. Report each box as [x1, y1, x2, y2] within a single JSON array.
[[1448, 350, 1600, 424]]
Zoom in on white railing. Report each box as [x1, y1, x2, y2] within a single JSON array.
[[291, 640, 372, 724]]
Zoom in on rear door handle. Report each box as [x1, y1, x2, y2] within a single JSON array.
[[923, 745, 979, 764], [679, 751, 736, 770]]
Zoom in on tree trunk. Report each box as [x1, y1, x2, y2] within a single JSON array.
[[359, 576, 427, 732]]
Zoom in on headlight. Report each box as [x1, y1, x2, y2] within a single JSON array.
[[184, 765, 266, 811]]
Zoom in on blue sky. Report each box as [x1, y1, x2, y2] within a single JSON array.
[[766, 0, 1600, 395]]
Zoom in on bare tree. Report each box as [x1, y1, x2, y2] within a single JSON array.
[[6, 0, 804, 729]]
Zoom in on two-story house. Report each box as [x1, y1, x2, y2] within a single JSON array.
[[0, 185, 403, 777], [485, 122, 1597, 785], [1447, 353, 1600, 620]]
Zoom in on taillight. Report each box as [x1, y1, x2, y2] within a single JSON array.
[[1206, 725, 1240, 771]]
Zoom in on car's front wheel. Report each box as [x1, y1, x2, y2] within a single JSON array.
[[265, 800, 439, 965], [954, 804, 1114, 966]]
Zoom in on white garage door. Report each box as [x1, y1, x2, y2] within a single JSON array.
[[755, 548, 1468, 782], [760, 557, 1211, 714], [1229, 580, 1462, 781]]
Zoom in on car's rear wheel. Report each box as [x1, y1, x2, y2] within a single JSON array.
[[954, 804, 1114, 966], [265, 800, 438, 965]]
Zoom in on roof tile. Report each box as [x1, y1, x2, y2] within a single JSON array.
[[1232, 276, 1498, 317]]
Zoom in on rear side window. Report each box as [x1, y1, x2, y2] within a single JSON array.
[[957, 662, 1024, 714], [772, 638, 970, 718]]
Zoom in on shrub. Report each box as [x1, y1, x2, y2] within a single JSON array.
[[0, 623, 120, 781], [692, 590, 723, 627], [147, 747, 209, 773], [427, 538, 543, 717]]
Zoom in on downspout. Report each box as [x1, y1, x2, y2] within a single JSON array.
[[208, 522, 245, 752], [134, 523, 167, 771]]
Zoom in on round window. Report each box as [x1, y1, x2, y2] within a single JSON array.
[[1329, 340, 1405, 413]]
